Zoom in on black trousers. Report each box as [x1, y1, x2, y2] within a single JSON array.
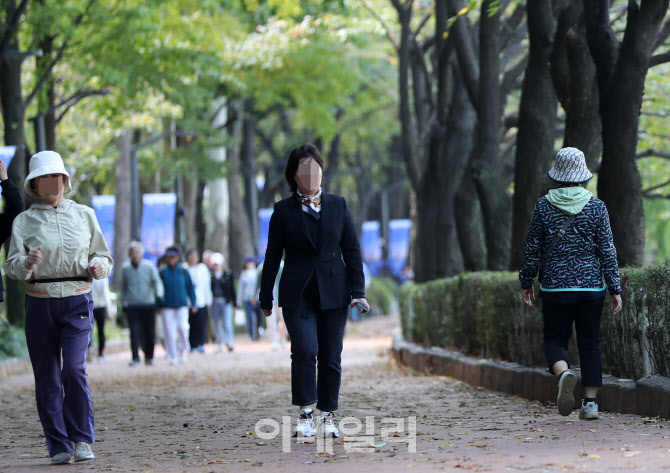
[[92, 307, 107, 356], [126, 305, 156, 362], [282, 303, 348, 412], [189, 306, 209, 348], [542, 298, 605, 387]]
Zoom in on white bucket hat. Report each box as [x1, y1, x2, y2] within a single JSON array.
[[548, 147, 593, 184], [24, 151, 72, 198], [210, 252, 224, 265]]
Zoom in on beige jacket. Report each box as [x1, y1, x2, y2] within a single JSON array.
[[5, 199, 113, 298]]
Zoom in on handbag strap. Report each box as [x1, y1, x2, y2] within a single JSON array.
[[539, 214, 577, 268]]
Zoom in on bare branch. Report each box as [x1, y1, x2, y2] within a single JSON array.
[[54, 89, 111, 123], [0, 0, 31, 53], [654, 17, 670, 50], [501, 53, 528, 96], [25, 0, 97, 108], [637, 149, 670, 160], [361, 0, 399, 50], [650, 48, 670, 67], [412, 13, 433, 41], [448, 2, 480, 111], [643, 192, 670, 200], [642, 179, 670, 194]]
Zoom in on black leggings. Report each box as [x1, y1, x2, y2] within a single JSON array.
[[542, 298, 605, 387], [92, 307, 107, 356]]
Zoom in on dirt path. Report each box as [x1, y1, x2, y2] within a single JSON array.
[[1, 315, 669, 472]]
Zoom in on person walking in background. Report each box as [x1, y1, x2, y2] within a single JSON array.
[[5, 151, 113, 464], [238, 256, 263, 341], [0, 158, 24, 303], [520, 147, 622, 421], [260, 143, 369, 439], [185, 248, 213, 354], [202, 249, 213, 269], [159, 246, 196, 365], [90, 276, 114, 362], [210, 252, 236, 352], [121, 242, 164, 367]]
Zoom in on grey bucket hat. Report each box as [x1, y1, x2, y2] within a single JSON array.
[[548, 147, 593, 184]]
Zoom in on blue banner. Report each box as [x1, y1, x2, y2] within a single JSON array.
[[91, 195, 115, 253], [92, 195, 116, 282], [0, 146, 15, 169], [257, 208, 274, 262], [361, 221, 383, 277], [141, 193, 177, 265], [387, 219, 412, 278]]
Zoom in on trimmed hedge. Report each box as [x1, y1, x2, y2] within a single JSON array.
[[399, 265, 670, 380], [366, 277, 396, 315], [0, 320, 28, 361]]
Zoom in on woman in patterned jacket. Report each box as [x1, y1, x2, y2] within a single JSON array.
[[519, 147, 622, 421]]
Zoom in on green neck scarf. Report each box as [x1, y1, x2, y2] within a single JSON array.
[[546, 187, 592, 215]]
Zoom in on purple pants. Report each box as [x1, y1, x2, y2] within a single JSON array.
[[25, 294, 95, 456]]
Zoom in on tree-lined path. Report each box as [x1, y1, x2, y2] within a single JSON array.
[[1, 315, 669, 472]]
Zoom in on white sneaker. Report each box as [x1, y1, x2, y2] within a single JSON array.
[[51, 452, 72, 464], [180, 353, 188, 364], [317, 411, 340, 438], [169, 357, 179, 366], [579, 400, 599, 420], [73, 442, 95, 462], [292, 409, 316, 437], [557, 370, 577, 416]]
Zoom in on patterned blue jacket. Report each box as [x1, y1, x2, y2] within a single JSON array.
[[519, 196, 621, 295]]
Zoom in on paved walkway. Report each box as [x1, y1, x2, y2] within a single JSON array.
[[1, 315, 669, 472]]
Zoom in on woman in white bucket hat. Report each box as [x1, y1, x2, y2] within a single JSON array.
[[519, 147, 622, 421], [5, 151, 113, 465]]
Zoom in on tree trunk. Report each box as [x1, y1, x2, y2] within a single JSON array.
[[550, 3, 602, 169], [471, 0, 511, 270], [0, 33, 28, 325], [227, 101, 255, 275], [585, 0, 669, 266], [510, 0, 559, 270], [113, 131, 132, 291], [195, 180, 206, 252], [205, 98, 229, 257], [241, 99, 259, 254], [455, 174, 486, 271], [182, 177, 198, 250]]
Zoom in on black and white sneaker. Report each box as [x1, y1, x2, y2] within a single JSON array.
[[557, 370, 577, 416], [317, 411, 340, 438], [292, 409, 316, 437]]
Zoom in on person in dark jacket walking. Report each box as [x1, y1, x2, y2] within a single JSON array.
[[520, 147, 622, 421], [210, 252, 236, 352], [158, 246, 196, 365], [259, 143, 369, 439], [0, 159, 24, 302]]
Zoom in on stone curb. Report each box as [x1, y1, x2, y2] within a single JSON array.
[[0, 338, 129, 380], [392, 329, 670, 419]]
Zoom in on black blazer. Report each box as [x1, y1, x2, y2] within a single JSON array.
[[259, 192, 365, 311], [0, 178, 24, 302]]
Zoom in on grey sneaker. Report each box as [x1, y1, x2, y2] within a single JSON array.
[[317, 411, 340, 438], [51, 452, 72, 465], [73, 442, 95, 462], [557, 370, 577, 416], [292, 409, 316, 437], [579, 400, 599, 420]]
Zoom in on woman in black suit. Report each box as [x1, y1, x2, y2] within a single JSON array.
[[260, 143, 369, 439]]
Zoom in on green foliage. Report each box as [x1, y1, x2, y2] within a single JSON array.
[[0, 319, 28, 361], [366, 276, 396, 315], [400, 267, 670, 379]]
